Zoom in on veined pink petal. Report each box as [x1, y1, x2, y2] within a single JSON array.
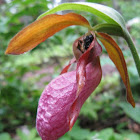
[[36, 57, 102, 140]]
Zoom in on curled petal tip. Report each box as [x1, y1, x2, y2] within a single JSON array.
[[5, 49, 15, 55], [127, 96, 135, 108], [5, 50, 8, 55], [129, 101, 135, 108], [5, 46, 13, 54], [132, 102, 135, 108]]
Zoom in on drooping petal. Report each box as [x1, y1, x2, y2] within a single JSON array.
[[36, 48, 102, 140], [5, 13, 90, 55], [97, 32, 135, 107]]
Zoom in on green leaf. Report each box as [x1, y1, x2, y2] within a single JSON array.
[[68, 121, 91, 140], [119, 102, 140, 123], [114, 133, 124, 140], [0, 133, 11, 140], [37, 2, 126, 37], [28, 128, 37, 140], [125, 133, 140, 140], [16, 129, 28, 140], [98, 128, 115, 140], [37, 2, 125, 29], [34, 138, 41, 140]]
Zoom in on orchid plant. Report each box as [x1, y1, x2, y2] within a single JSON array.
[[5, 2, 139, 140]]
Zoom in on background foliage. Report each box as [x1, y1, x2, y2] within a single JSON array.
[[0, 0, 140, 140]]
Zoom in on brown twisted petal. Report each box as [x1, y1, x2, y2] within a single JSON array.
[[97, 32, 135, 107], [5, 13, 90, 55]]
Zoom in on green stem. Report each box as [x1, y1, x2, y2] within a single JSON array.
[[124, 30, 140, 77]]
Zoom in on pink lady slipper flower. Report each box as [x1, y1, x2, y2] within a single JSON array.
[[36, 32, 102, 139], [5, 9, 135, 140]]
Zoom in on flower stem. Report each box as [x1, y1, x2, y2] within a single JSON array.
[[124, 30, 140, 77]]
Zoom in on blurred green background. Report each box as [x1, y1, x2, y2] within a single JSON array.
[[0, 0, 140, 140]]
